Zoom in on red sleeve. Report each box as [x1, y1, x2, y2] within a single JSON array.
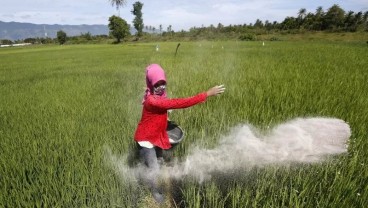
[[146, 92, 207, 110]]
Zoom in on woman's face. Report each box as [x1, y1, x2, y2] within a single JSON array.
[[153, 80, 166, 95]]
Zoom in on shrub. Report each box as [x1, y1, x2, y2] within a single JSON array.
[[239, 33, 256, 41], [270, 36, 280, 41]]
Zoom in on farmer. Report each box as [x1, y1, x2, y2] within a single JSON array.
[[134, 63, 225, 203]]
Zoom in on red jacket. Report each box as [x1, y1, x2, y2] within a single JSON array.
[[134, 92, 207, 149]]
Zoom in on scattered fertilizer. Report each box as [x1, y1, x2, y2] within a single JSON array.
[[106, 117, 350, 184]]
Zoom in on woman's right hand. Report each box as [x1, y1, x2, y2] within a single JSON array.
[[207, 85, 225, 97]]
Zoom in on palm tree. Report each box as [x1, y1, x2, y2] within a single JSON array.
[[316, 6, 324, 17], [364, 11, 368, 31], [109, 0, 127, 16], [314, 6, 324, 30], [297, 8, 307, 28], [298, 8, 307, 19], [363, 11, 368, 22]]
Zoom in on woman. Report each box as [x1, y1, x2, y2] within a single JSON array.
[[134, 63, 225, 203]]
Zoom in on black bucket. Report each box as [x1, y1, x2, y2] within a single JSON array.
[[166, 120, 184, 144]]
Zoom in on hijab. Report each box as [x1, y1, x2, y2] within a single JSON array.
[[143, 64, 167, 103]]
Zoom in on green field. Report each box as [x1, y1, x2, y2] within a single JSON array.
[[1, 40, 367, 207]]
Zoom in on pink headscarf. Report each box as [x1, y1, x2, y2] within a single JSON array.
[[143, 64, 167, 103]]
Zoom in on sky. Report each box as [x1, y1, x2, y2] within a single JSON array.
[[1, 0, 367, 31]]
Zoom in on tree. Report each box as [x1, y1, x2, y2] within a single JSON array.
[[108, 15, 130, 43], [298, 8, 307, 27], [0, 39, 13, 45], [57, 30, 67, 45], [364, 11, 368, 23], [281, 17, 298, 30], [109, 0, 127, 15], [313, 6, 324, 30], [81, 32, 92, 41], [354, 12, 364, 30], [363, 11, 368, 31], [254, 19, 264, 28], [264, 20, 273, 31], [217, 23, 224, 31], [316, 6, 324, 16], [324, 4, 345, 30], [344, 11, 356, 31], [298, 8, 307, 19], [24, 38, 37, 44], [131, 1, 144, 38], [303, 12, 315, 30]]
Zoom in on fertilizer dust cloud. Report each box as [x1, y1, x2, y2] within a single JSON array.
[[105, 117, 350, 184]]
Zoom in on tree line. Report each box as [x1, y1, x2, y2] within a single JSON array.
[[108, 3, 367, 42], [172, 4, 367, 39]]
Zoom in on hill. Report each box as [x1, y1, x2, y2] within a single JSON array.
[[0, 21, 110, 41]]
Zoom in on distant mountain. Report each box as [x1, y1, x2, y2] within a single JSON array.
[[0, 21, 110, 41]]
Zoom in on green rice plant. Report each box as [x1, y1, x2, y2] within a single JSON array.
[[0, 40, 367, 207]]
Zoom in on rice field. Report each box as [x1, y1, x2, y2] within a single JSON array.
[[0, 40, 367, 207]]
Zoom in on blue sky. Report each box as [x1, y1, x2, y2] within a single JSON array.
[[1, 0, 367, 31]]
